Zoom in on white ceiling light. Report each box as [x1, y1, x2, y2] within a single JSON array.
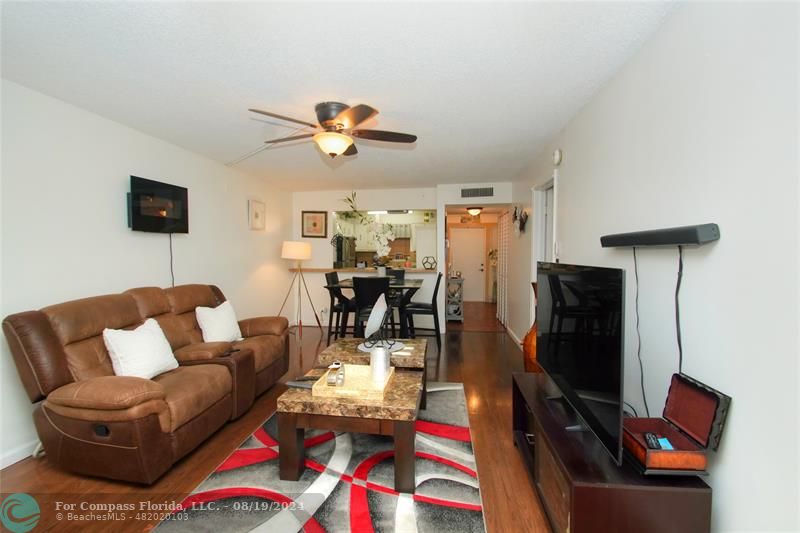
[[467, 207, 483, 216], [313, 132, 353, 158]]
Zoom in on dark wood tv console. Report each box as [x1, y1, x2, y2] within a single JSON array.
[[512, 373, 712, 533]]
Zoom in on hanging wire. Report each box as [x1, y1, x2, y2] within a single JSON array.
[[633, 247, 650, 417], [226, 124, 313, 166]]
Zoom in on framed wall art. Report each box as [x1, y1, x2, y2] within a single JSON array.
[[302, 211, 328, 238], [248, 200, 266, 230]]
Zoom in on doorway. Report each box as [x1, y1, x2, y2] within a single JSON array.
[[450, 227, 487, 301], [543, 186, 555, 262], [533, 175, 558, 265], [532, 174, 559, 323], [445, 205, 508, 332]]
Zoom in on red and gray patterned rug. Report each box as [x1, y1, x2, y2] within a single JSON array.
[[156, 382, 485, 532]]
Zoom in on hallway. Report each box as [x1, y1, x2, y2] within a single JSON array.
[[447, 301, 506, 332]]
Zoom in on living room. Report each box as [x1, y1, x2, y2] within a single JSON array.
[[1, 2, 798, 533]]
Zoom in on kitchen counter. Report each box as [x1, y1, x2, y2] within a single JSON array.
[[288, 267, 437, 274]]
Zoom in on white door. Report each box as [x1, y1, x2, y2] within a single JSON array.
[[544, 186, 555, 262], [450, 227, 486, 302]]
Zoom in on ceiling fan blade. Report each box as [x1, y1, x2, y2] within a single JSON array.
[[335, 104, 378, 129], [352, 129, 417, 143], [263, 133, 316, 144], [249, 108, 319, 128], [343, 143, 358, 156]]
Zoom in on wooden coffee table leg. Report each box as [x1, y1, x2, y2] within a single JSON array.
[[394, 420, 416, 493], [278, 412, 304, 480]]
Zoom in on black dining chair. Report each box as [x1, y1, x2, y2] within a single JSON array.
[[389, 268, 406, 283], [400, 273, 443, 351], [385, 268, 406, 326], [546, 274, 602, 346], [325, 272, 356, 344], [353, 276, 393, 337]]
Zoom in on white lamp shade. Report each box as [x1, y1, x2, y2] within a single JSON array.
[[281, 241, 312, 261], [313, 132, 354, 158]]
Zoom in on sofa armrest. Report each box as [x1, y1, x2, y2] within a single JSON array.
[[174, 342, 233, 362], [239, 316, 288, 337], [180, 348, 256, 420], [47, 376, 165, 410]]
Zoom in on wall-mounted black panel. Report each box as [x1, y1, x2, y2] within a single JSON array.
[[601, 223, 720, 248]]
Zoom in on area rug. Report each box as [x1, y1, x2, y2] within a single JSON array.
[[156, 382, 485, 533]]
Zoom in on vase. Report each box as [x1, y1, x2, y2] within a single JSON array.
[[523, 282, 543, 373], [377, 266, 387, 277]]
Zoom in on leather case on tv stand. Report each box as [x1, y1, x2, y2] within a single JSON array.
[[623, 373, 731, 475]]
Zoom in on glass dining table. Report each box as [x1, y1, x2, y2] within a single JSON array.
[[324, 277, 424, 338]]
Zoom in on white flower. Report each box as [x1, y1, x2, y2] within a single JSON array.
[[366, 223, 396, 258]]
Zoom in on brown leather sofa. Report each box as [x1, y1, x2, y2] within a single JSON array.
[[2, 284, 289, 484]]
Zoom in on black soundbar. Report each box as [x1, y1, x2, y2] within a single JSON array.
[[600, 223, 720, 248]]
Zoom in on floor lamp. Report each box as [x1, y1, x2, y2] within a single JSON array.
[[278, 241, 321, 338]]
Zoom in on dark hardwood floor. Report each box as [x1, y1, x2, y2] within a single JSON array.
[[447, 302, 507, 332], [0, 328, 548, 532]]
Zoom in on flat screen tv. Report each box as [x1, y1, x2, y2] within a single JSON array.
[[536, 261, 625, 464], [129, 176, 188, 233]]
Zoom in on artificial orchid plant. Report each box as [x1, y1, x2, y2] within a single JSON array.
[[339, 192, 396, 262]]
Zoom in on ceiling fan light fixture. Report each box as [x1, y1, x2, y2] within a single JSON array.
[[313, 131, 353, 158], [467, 207, 483, 216]]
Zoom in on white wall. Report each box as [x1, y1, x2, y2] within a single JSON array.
[[507, 179, 534, 342], [292, 188, 437, 269], [289, 188, 438, 329], [290, 184, 514, 333], [0, 80, 293, 467], [509, 4, 798, 531]]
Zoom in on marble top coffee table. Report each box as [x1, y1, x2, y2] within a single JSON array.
[[316, 338, 428, 408], [277, 368, 422, 493], [316, 338, 427, 368]]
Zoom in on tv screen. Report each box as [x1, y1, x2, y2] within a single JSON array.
[[129, 176, 188, 233], [536, 262, 625, 464]]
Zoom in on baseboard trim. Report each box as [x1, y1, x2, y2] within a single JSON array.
[[506, 327, 523, 346], [1, 439, 38, 469]]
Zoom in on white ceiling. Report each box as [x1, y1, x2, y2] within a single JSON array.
[[1, 2, 670, 191]]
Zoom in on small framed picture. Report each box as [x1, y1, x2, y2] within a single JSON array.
[[302, 211, 328, 238], [248, 200, 266, 230]]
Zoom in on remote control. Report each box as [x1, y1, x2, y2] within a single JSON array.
[[644, 432, 661, 450]]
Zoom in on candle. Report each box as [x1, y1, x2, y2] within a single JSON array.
[[370, 347, 390, 386]]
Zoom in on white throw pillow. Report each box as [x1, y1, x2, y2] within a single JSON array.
[[195, 300, 243, 342], [103, 319, 179, 379]]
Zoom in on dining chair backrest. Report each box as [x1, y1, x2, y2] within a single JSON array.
[[353, 276, 391, 309], [431, 272, 443, 302], [390, 269, 406, 283], [547, 274, 567, 308], [325, 272, 347, 301]]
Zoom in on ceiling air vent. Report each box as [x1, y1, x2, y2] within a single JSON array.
[[460, 187, 494, 198]]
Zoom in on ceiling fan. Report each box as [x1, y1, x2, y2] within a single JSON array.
[[248, 102, 417, 158]]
